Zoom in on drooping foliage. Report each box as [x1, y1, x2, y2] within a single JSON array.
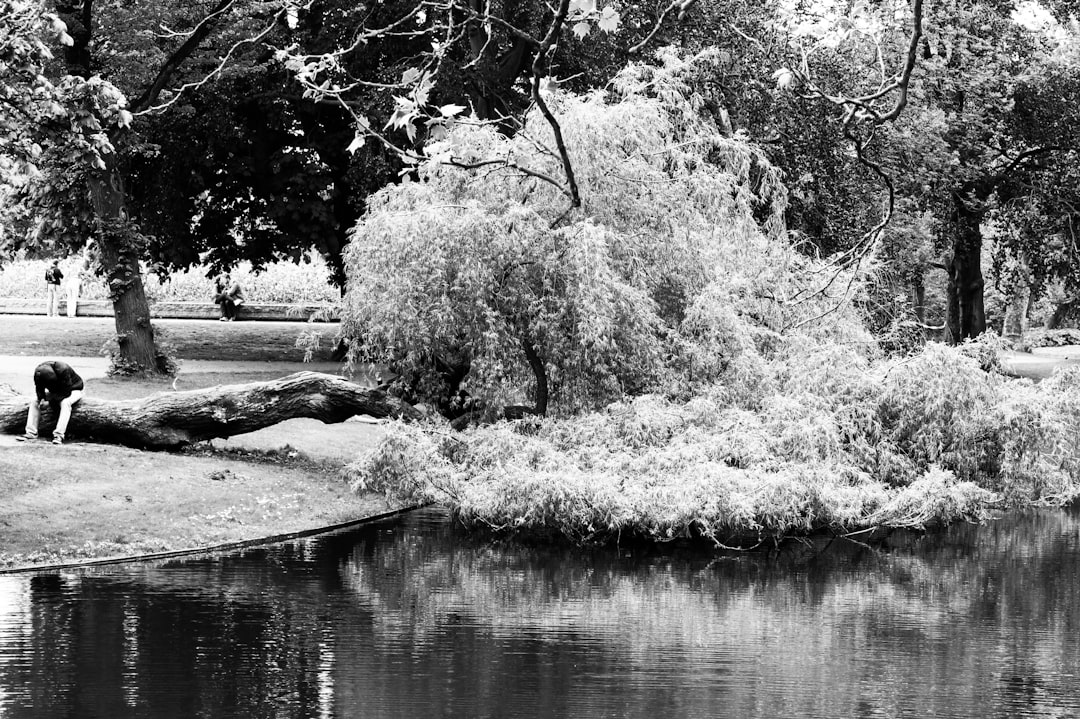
[[350, 330, 1080, 545], [340, 51, 868, 419], [341, 45, 1080, 544]]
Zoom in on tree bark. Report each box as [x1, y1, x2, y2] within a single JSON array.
[[520, 330, 548, 416], [911, 274, 926, 325], [945, 186, 987, 343], [63, 0, 237, 373], [0, 372, 419, 450], [88, 167, 162, 371]]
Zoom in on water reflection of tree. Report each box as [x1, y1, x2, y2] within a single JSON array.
[[4, 509, 1080, 718], [337, 509, 1080, 718], [4, 543, 364, 719]]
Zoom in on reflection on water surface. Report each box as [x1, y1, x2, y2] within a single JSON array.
[[1, 507, 1079, 718]]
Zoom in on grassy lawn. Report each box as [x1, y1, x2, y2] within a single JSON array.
[[0, 314, 339, 362], [0, 441, 391, 570], [0, 316, 400, 572]]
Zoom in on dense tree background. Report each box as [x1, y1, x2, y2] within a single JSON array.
[[5, 0, 1080, 377]]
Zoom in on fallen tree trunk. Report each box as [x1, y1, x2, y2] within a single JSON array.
[[0, 372, 420, 450]]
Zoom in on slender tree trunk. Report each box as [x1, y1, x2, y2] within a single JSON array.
[[944, 258, 960, 344], [945, 187, 987, 343], [911, 272, 928, 332], [911, 274, 926, 324], [520, 331, 548, 416], [55, 0, 93, 76]]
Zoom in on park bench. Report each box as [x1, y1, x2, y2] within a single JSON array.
[[0, 298, 338, 322]]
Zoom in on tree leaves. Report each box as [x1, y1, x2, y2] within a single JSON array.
[[0, 1, 136, 254], [438, 103, 466, 118], [568, 0, 620, 39], [597, 6, 621, 33], [340, 55, 796, 416]]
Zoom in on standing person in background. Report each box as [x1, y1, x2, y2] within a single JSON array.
[[44, 260, 63, 317], [220, 275, 245, 322], [66, 253, 91, 318]]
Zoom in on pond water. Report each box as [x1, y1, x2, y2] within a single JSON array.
[[1, 507, 1079, 718]]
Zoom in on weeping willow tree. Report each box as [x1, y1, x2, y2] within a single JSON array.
[[341, 50, 826, 420], [342, 52, 1080, 544]]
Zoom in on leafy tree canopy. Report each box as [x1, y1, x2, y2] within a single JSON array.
[[0, 0, 133, 257], [342, 52, 868, 418]]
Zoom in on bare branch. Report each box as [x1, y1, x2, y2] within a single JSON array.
[[137, 12, 283, 116], [129, 0, 237, 114], [997, 146, 1069, 180], [779, 0, 925, 329], [286, 4, 427, 66], [876, 0, 922, 123], [446, 157, 571, 198], [530, 0, 580, 210], [441, 0, 541, 50], [630, 0, 699, 53]]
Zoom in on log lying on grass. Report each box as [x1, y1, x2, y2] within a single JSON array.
[[0, 372, 420, 450]]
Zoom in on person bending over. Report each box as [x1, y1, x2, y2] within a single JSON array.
[[16, 361, 85, 445]]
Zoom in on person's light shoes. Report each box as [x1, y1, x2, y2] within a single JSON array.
[[15, 433, 36, 442], [52, 433, 64, 445]]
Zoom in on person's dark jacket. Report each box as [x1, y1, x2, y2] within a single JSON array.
[[45, 267, 63, 285], [34, 361, 84, 402]]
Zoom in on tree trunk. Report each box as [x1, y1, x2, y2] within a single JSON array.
[[945, 187, 987, 343], [1002, 254, 1031, 347], [465, 0, 533, 123], [911, 274, 926, 325], [88, 166, 162, 371], [55, 0, 93, 77], [520, 331, 548, 416], [63, 0, 237, 373], [64, 0, 164, 373], [1046, 300, 1075, 330], [0, 372, 419, 450]]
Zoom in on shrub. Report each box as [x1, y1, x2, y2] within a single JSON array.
[[347, 336, 1080, 545], [345, 389, 1003, 544]]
